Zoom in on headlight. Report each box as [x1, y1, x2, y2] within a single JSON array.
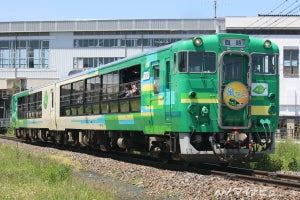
[[193, 37, 203, 47], [264, 40, 272, 48]]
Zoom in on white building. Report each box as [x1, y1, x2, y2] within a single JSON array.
[[0, 17, 299, 132], [0, 19, 224, 90], [226, 16, 300, 134]]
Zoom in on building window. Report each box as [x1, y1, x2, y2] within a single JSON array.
[[0, 39, 49, 69], [283, 47, 299, 78], [73, 38, 181, 48], [73, 57, 123, 69]]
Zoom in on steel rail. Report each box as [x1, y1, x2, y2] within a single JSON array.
[[210, 167, 300, 189]]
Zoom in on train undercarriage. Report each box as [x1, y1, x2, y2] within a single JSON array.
[[14, 128, 274, 164]]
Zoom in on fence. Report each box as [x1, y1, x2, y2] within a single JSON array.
[[0, 118, 10, 133], [276, 128, 300, 140]]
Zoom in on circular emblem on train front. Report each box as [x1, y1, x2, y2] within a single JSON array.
[[223, 82, 249, 110]]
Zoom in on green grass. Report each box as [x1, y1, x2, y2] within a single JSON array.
[[249, 139, 300, 171], [4, 124, 14, 136], [0, 144, 117, 200]]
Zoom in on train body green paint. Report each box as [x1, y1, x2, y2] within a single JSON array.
[[11, 34, 279, 163]]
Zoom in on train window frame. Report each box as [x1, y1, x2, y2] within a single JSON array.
[[17, 96, 27, 119], [37, 92, 42, 118], [153, 64, 160, 94], [70, 80, 84, 116], [223, 54, 245, 81], [71, 80, 84, 106], [51, 89, 54, 108], [178, 51, 216, 73], [166, 60, 170, 90], [18, 91, 43, 119], [60, 65, 141, 117], [178, 51, 187, 72], [60, 83, 71, 116], [85, 76, 101, 114], [252, 53, 278, 75], [173, 53, 177, 74]]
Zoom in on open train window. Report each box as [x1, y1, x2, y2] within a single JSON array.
[[119, 65, 141, 96], [118, 64, 141, 112]]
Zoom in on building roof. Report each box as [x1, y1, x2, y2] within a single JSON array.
[[226, 16, 300, 30], [0, 19, 225, 33]]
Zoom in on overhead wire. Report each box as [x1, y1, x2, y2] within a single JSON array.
[[254, 0, 298, 28], [262, 1, 300, 29], [246, 0, 290, 28], [243, 0, 300, 34], [277, 0, 298, 15]]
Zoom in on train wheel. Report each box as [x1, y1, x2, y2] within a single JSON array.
[[159, 153, 171, 166]]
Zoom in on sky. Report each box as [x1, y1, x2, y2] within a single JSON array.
[[0, 0, 299, 22]]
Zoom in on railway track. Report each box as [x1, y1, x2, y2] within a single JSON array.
[[210, 167, 300, 189], [1, 134, 299, 190], [0, 134, 22, 142]]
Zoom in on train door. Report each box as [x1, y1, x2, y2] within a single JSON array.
[[218, 52, 252, 129], [151, 61, 162, 127], [164, 59, 172, 124], [143, 58, 172, 133], [49, 88, 56, 129]]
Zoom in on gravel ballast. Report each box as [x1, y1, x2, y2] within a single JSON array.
[[1, 139, 299, 200]]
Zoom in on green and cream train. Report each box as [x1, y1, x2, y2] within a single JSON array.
[[11, 33, 279, 163]]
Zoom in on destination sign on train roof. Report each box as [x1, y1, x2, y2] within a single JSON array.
[[222, 38, 245, 47]]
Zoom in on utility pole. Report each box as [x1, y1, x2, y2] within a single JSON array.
[[214, 0, 217, 18], [214, 0, 220, 33]]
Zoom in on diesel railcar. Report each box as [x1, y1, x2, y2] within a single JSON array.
[[11, 33, 279, 163]]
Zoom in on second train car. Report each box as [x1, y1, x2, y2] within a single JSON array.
[[11, 33, 279, 163]]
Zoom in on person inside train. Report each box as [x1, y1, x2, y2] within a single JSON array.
[[130, 84, 140, 96], [119, 85, 129, 98]]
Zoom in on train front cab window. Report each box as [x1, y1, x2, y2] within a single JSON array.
[[252, 54, 278, 75], [59, 64, 141, 117], [178, 51, 216, 73], [223, 55, 244, 80]]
